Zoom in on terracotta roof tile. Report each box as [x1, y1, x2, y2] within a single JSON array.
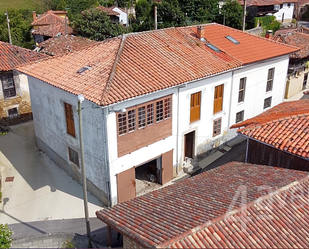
[[82, 6, 119, 16], [96, 162, 309, 248], [37, 35, 98, 56], [31, 10, 67, 26], [17, 24, 297, 106], [231, 100, 309, 159], [0, 41, 49, 71]]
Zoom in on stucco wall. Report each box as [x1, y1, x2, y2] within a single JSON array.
[[285, 68, 309, 99], [0, 71, 31, 118], [274, 3, 294, 23], [27, 76, 109, 205], [228, 56, 290, 138]]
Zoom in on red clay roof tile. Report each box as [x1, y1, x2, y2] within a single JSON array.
[[96, 162, 309, 248], [231, 100, 309, 159], [0, 41, 48, 71], [17, 24, 297, 106]]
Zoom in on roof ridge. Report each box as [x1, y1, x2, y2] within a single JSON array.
[[158, 173, 309, 248], [100, 34, 127, 105]]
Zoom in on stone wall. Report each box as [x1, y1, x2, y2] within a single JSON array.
[[0, 96, 31, 118], [123, 236, 144, 249]]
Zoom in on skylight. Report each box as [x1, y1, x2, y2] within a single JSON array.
[[225, 35, 240, 45], [77, 66, 91, 74], [206, 43, 220, 52]]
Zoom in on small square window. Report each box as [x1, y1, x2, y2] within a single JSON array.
[[8, 107, 18, 118], [68, 147, 79, 167], [213, 118, 222, 137], [264, 97, 272, 109], [235, 110, 244, 123]]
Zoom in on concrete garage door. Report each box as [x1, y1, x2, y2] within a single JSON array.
[[116, 167, 136, 204]]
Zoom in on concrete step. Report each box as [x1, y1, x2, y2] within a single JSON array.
[[183, 158, 201, 175]]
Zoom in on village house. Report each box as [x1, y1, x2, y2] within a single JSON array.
[[273, 27, 309, 98], [96, 162, 309, 248], [0, 41, 47, 121], [238, 0, 297, 23], [295, 0, 309, 20], [231, 99, 309, 171], [17, 23, 297, 206], [31, 10, 73, 44]]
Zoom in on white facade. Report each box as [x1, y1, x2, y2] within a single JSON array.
[[112, 7, 128, 25], [24, 54, 290, 206], [274, 3, 295, 23]]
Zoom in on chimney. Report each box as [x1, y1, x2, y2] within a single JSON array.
[[197, 26, 205, 40], [265, 30, 273, 39], [32, 11, 36, 22]]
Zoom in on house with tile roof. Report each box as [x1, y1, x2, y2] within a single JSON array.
[[96, 161, 309, 248], [0, 41, 47, 121], [238, 0, 297, 23], [36, 35, 99, 56], [295, 0, 309, 20], [273, 27, 309, 98], [231, 99, 309, 171], [16, 23, 297, 206], [31, 10, 73, 44]]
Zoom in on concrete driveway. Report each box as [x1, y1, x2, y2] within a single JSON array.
[[0, 121, 102, 225]]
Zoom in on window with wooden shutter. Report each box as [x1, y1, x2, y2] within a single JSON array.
[[190, 92, 201, 123], [238, 78, 246, 103], [213, 84, 224, 114], [266, 68, 275, 92], [64, 103, 75, 137]]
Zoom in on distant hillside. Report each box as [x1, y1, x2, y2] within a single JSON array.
[[0, 0, 37, 13]]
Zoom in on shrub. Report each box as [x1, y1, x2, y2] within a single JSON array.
[[0, 224, 12, 249]]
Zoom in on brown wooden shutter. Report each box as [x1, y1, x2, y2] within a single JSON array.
[[213, 85, 224, 114], [117, 167, 136, 203], [190, 92, 201, 123], [64, 103, 76, 137], [162, 150, 174, 185]]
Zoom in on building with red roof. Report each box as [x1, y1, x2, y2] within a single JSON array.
[[273, 27, 309, 98], [31, 10, 73, 44], [231, 99, 309, 171], [17, 23, 297, 206], [0, 41, 48, 120], [96, 162, 309, 248]]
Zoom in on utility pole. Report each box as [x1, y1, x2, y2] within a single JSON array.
[[154, 5, 157, 30], [77, 95, 91, 240], [223, 11, 226, 26], [242, 0, 246, 31], [5, 11, 12, 44]]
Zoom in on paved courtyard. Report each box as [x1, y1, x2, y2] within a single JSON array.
[[0, 121, 102, 225]]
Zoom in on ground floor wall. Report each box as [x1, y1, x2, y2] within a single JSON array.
[[0, 95, 31, 119], [36, 136, 109, 205]]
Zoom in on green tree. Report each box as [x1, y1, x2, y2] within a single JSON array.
[[72, 7, 125, 40], [217, 0, 243, 29], [157, 0, 185, 28], [0, 224, 12, 249], [0, 9, 34, 48]]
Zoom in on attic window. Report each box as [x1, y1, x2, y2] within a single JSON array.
[[225, 36, 240, 45], [206, 43, 220, 52], [77, 66, 91, 74]]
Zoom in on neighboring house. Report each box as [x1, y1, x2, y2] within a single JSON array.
[[83, 6, 120, 24], [0, 41, 47, 120], [17, 23, 297, 206], [31, 10, 73, 44], [273, 27, 309, 98], [35, 35, 98, 56], [110, 6, 128, 26], [238, 0, 297, 23], [295, 0, 309, 20], [96, 162, 309, 248], [231, 100, 309, 171]]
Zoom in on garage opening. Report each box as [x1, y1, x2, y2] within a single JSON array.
[[135, 158, 162, 196]]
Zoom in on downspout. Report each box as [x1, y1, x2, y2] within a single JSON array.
[[175, 87, 180, 175], [227, 70, 235, 138], [102, 107, 112, 207]]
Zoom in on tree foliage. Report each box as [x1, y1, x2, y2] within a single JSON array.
[[0, 9, 33, 48], [0, 224, 12, 249], [72, 7, 125, 41], [216, 0, 243, 30]]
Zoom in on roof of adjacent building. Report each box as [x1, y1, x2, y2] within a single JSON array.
[[37, 35, 98, 56], [231, 100, 309, 159], [31, 10, 73, 37], [96, 162, 309, 248], [0, 41, 48, 71], [82, 5, 119, 16], [273, 28, 309, 59], [237, 0, 296, 5], [17, 23, 297, 106]]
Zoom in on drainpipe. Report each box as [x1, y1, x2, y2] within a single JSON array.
[[227, 70, 235, 139]]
